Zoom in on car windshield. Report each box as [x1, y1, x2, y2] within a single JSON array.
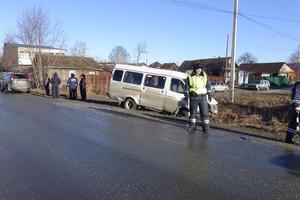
[[254, 80, 261, 84]]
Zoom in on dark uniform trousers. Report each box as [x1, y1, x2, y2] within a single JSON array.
[[189, 95, 209, 132], [286, 103, 298, 143]]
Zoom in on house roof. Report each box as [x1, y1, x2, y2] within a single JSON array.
[[239, 62, 290, 73], [5, 43, 65, 50], [179, 57, 230, 72], [149, 62, 162, 68], [288, 63, 300, 72], [40, 54, 99, 70], [97, 62, 116, 73], [160, 63, 178, 71]]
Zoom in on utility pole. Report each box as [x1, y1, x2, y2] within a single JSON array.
[[225, 34, 229, 83], [229, 0, 239, 103]]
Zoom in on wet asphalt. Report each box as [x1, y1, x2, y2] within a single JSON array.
[[0, 93, 300, 200]]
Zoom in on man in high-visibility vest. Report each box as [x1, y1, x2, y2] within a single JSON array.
[[185, 63, 212, 133]]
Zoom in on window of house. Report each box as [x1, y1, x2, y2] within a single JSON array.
[[144, 74, 166, 89], [123, 71, 143, 85], [112, 70, 124, 81], [170, 78, 185, 94]]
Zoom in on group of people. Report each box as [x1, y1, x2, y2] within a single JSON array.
[[44, 73, 87, 101]]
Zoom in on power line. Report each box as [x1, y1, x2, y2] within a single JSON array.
[[239, 13, 300, 42], [158, 0, 232, 14], [158, 0, 300, 42], [159, 0, 300, 23], [241, 12, 300, 23]]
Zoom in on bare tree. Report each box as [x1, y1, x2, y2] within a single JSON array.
[[238, 52, 257, 64], [71, 41, 87, 56], [134, 40, 148, 63], [289, 44, 300, 63], [3, 32, 17, 44], [108, 46, 130, 63], [8, 5, 66, 88]]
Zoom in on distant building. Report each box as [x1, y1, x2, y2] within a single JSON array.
[[179, 57, 234, 83], [288, 63, 300, 80], [39, 54, 103, 95], [1, 43, 65, 72], [150, 62, 178, 71], [238, 62, 296, 86], [161, 63, 178, 71], [149, 62, 162, 69]]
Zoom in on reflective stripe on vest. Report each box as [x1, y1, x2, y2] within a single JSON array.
[[188, 73, 207, 95]]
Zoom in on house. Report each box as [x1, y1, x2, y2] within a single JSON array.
[[1, 43, 65, 72], [149, 62, 162, 69], [160, 63, 178, 71], [39, 54, 103, 95], [288, 63, 300, 80], [149, 62, 178, 71], [238, 62, 296, 86], [178, 57, 234, 83]]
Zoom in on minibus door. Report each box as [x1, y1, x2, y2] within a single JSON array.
[[140, 75, 166, 110]]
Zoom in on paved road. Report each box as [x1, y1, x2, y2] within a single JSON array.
[[0, 93, 300, 200]]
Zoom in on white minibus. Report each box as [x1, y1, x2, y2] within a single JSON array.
[[109, 64, 218, 116]]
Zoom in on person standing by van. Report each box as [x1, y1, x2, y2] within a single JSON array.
[[185, 63, 212, 134], [44, 77, 51, 96], [67, 73, 78, 100], [79, 74, 87, 101], [50, 72, 61, 98]]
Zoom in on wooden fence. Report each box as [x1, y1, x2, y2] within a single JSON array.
[[86, 73, 111, 95]]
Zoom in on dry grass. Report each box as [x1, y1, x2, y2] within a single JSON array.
[[212, 91, 291, 141]]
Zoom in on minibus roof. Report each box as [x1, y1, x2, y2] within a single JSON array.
[[114, 64, 188, 79]]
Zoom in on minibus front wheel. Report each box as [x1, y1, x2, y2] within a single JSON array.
[[124, 98, 137, 110]]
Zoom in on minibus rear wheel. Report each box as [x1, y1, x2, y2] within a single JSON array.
[[124, 98, 137, 110]]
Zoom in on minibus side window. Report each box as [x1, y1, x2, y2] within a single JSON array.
[[112, 70, 124, 81], [144, 75, 166, 89], [123, 71, 143, 85], [170, 78, 185, 94]]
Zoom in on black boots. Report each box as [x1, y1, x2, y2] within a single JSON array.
[[285, 132, 294, 144]]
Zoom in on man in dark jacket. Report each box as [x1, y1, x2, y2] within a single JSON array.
[[50, 72, 61, 98], [67, 73, 78, 100], [285, 81, 300, 143], [79, 74, 87, 101], [44, 77, 51, 96]]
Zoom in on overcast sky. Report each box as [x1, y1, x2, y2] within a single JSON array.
[[1, 0, 300, 65]]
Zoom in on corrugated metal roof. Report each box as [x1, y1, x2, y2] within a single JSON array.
[[40, 54, 98, 69], [179, 57, 230, 72]]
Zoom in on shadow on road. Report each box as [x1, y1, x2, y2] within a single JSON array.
[[86, 99, 120, 106], [270, 152, 300, 176], [89, 107, 185, 129]]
